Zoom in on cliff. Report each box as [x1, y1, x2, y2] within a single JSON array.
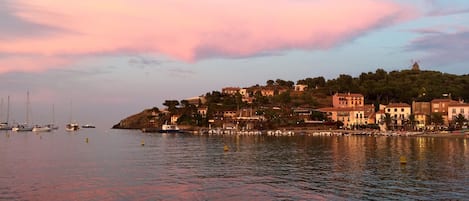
[[112, 108, 161, 129]]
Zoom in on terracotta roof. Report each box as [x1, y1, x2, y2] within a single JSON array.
[[387, 103, 411, 108], [319, 107, 367, 112], [335, 93, 363, 97], [448, 103, 469, 107], [431, 99, 457, 103]]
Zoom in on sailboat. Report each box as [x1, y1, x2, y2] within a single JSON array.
[[65, 101, 79, 131], [45, 104, 59, 130], [12, 92, 33, 132], [0, 96, 12, 130]]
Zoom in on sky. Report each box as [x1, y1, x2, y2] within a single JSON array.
[[0, 0, 468, 128]]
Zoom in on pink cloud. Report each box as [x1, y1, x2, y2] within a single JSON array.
[[0, 0, 417, 73]]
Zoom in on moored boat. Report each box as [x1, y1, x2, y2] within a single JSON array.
[[82, 124, 96, 128], [12, 124, 33, 132], [160, 124, 181, 133], [65, 123, 80, 131], [0, 122, 12, 131], [32, 125, 52, 132]]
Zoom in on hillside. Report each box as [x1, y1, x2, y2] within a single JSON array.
[[113, 67, 469, 129]]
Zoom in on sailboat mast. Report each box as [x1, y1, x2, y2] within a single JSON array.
[[1, 98, 3, 122], [69, 101, 73, 124], [6, 96, 10, 124], [52, 104, 55, 125], [26, 91, 30, 125]]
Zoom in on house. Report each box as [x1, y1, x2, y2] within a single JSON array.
[[170, 114, 181, 124], [260, 88, 275, 96], [222, 87, 240, 95], [414, 112, 428, 130], [385, 103, 411, 127], [223, 110, 238, 119], [294, 84, 308, 92], [197, 106, 208, 118], [185, 96, 206, 106], [319, 105, 373, 128], [412, 101, 431, 116], [239, 88, 249, 97], [431, 99, 458, 125], [332, 93, 364, 108], [447, 102, 469, 123]]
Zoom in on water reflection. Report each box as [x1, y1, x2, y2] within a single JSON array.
[[1, 130, 468, 200]]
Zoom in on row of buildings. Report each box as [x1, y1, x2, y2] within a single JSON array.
[[181, 84, 467, 130], [319, 93, 468, 130]]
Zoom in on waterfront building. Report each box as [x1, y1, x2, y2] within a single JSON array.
[[414, 112, 428, 130], [320, 105, 374, 128], [431, 98, 458, 125], [447, 102, 469, 123], [412, 101, 431, 116], [385, 103, 411, 127]]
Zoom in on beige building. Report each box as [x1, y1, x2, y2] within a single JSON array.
[[385, 103, 411, 127], [320, 105, 374, 128], [448, 102, 469, 123]]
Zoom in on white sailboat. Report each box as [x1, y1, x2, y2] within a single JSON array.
[[32, 125, 52, 132], [44, 104, 59, 130], [0, 96, 12, 130], [12, 91, 33, 132], [65, 101, 79, 131]]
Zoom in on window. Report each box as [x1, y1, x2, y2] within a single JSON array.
[[453, 108, 457, 114], [387, 109, 390, 112], [401, 108, 404, 112], [433, 104, 439, 108], [394, 108, 397, 112], [461, 108, 465, 114]]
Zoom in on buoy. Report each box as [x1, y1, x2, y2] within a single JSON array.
[[85, 137, 89, 143], [141, 140, 145, 146], [223, 145, 229, 152], [400, 156, 407, 164]]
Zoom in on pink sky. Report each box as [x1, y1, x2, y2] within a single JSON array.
[[0, 0, 416, 74]]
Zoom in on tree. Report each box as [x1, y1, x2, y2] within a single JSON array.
[[408, 114, 416, 131], [384, 113, 392, 130], [266, 80, 274, 86], [455, 114, 467, 129], [431, 112, 444, 126], [163, 100, 179, 113]]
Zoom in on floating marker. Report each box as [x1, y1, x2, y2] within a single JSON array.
[[224, 145, 229, 152], [85, 137, 89, 143], [141, 140, 145, 146], [400, 156, 407, 164]]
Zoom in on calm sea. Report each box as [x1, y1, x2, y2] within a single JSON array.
[[1, 129, 468, 200]]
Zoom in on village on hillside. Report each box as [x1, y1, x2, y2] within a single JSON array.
[[115, 83, 469, 134]]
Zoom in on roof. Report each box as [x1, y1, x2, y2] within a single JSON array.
[[431, 98, 457, 103], [334, 93, 363, 97], [319, 106, 368, 112], [387, 103, 411, 108], [448, 103, 469, 107]]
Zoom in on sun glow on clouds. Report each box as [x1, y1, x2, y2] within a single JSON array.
[[0, 0, 416, 73]]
